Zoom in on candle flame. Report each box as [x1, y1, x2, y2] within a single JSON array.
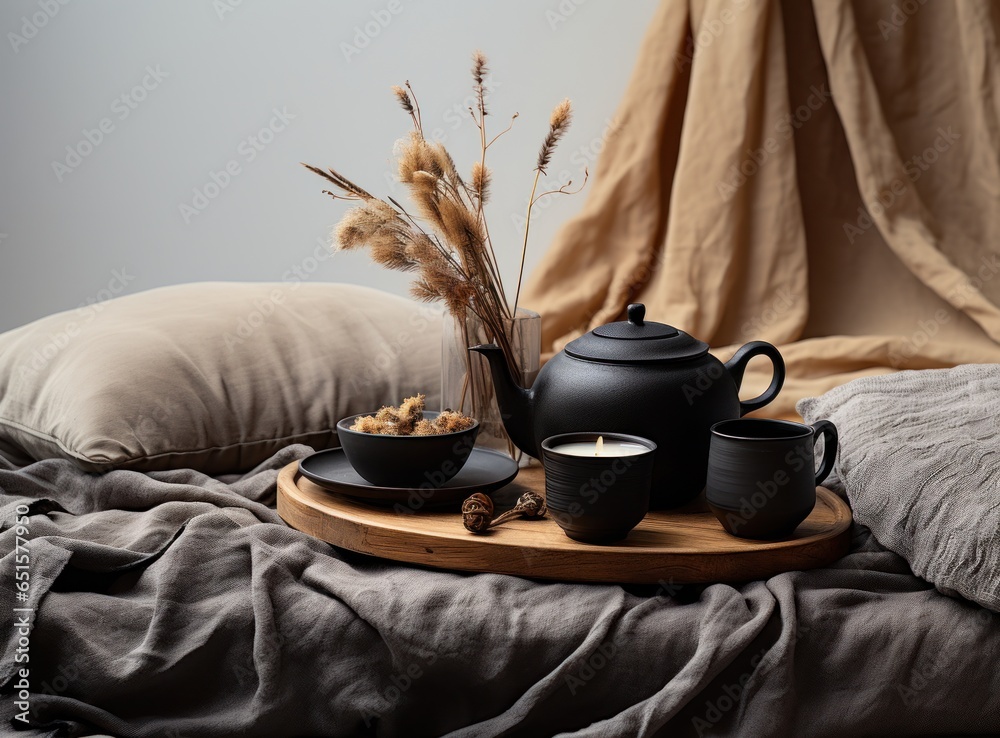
[[596, 436, 604, 456]]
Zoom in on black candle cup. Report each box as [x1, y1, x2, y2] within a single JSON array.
[[540, 433, 657, 544]]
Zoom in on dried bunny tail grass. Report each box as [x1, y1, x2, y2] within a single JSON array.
[[471, 162, 491, 203], [334, 200, 400, 250], [472, 50, 488, 86], [410, 258, 469, 305], [472, 50, 488, 115], [410, 269, 475, 319], [335, 207, 382, 251], [404, 233, 446, 265], [369, 231, 418, 272], [409, 277, 442, 304], [438, 195, 483, 249], [398, 132, 443, 183], [391, 85, 414, 114], [301, 163, 375, 200], [405, 234, 464, 285], [408, 171, 447, 232], [549, 98, 572, 128], [536, 98, 573, 174], [392, 83, 422, 132], [432, 143, 466, 191], [420, 259, 472, 303], [442, 276, 476, 318]]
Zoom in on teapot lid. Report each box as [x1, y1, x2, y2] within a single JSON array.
[[564, 304, 708, 364]]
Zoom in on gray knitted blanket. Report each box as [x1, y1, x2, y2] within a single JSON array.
[[799, 363, 1000, 611]]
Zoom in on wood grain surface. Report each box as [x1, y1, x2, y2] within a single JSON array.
[[276, 461, 852, 584]]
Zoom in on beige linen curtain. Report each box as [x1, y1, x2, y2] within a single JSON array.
[[522, 0, 1000, 418]]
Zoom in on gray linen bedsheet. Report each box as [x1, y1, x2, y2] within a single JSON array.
[[2, 446, 999, 737]]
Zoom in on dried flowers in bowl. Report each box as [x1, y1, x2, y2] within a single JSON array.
[[336, 396, 480, 488], [349, 394, 475, 436]]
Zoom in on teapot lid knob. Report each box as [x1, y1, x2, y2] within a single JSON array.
[[570, 302, 706, 362]]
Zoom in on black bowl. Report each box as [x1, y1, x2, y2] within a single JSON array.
[[336, 412, 480, 488], [540, 432, 657, 544]]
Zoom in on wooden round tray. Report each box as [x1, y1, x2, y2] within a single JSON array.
[[277, 461, 852, 584]]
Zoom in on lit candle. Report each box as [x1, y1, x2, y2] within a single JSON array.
[[540, 432, 657, 543], [550, 435, 649, 457]]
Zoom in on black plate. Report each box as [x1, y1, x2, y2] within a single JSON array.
[[298, 447, 519, 506]]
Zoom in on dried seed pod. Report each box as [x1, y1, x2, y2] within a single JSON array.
[[515, 491, 546, 519], [462, 493, 494, 533], [489, 491, 547, 527]]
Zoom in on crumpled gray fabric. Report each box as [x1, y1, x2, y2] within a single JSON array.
[[798, 364, 1000, 612], [2, 445, 999, 737]]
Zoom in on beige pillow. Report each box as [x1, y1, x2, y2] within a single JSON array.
[[0, 282, 443, 473]]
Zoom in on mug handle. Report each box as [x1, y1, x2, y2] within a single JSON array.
[[723, 341, 786, 416], [811, 420, 839, 486]]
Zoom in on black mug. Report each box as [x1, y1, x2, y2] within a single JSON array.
[[706, 418, 838, 540]]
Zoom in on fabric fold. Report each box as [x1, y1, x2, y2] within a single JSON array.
[[523, 0, 1000, 417]]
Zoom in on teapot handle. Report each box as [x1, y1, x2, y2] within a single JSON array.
[[723, 341, 786, 416]]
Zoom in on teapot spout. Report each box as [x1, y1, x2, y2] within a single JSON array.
[[468, 344, 537, 458]]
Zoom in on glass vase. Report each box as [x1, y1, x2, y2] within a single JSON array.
[[441, 308, 541, 461]]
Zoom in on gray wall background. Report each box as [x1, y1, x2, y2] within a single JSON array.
[[0, 0, 657, 333]]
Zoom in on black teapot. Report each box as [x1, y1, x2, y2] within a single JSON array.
[[471, 303, 785, 508]]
